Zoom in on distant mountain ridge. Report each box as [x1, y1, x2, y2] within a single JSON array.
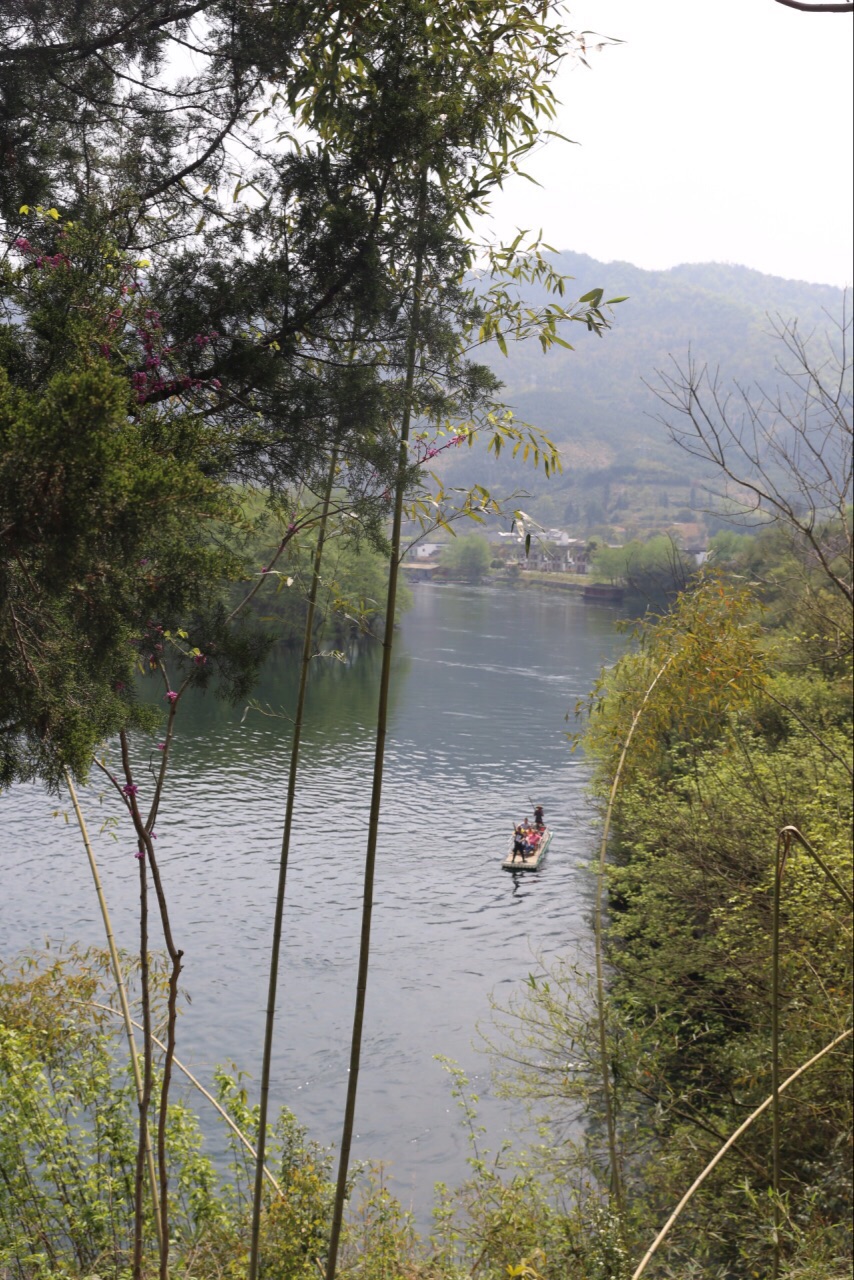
[[441, 252, 847, 532]]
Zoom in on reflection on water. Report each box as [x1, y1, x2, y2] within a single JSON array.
[[0, 583, 627, 1221]]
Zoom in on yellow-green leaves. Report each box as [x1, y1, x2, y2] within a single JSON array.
[[582, 576, 767, 785]]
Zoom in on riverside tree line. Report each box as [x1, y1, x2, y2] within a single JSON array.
[[1, 1, 851, 1278]]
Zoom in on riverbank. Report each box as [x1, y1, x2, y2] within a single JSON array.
[[507, 571, 624, 601], [405, 566, 625, 601]]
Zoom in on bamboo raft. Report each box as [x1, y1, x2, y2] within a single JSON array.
[[502, 827, 552, 872]]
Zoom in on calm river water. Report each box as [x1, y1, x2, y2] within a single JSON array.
[[0, 582, 627, 1221]]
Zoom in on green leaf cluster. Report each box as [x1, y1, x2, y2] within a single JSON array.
[[227, 498, 413, 648], [439, 532, 492, 582], [0, 948, 338, 1279]]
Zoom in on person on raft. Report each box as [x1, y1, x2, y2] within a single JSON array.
[[533, 804, 545, 830], [511, 826, 527, 862]]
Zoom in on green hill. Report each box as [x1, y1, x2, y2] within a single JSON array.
[[439, 253, 846, 535]]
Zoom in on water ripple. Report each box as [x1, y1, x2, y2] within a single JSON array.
[[0, 583, 627, 1226]]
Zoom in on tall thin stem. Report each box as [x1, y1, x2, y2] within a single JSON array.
[[771, 832, 789, 1279], [593, 655, 674, 1220], [63, 772, 162, 1248], [80, 999, 283, 1196], [324, 169, 429, 1280], [120, 728, 182, 1280], [778, 824, 853, 907], [248, 447, 339, 1280], [631, 1028, 853, 1280], [133, 824, 152, 1280]]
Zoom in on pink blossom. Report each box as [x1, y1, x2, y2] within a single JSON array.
[[14, 237, 32, 252], [122, 783, 138, 797], [165, 691, 178, 703], [134, 849, 145, 860]]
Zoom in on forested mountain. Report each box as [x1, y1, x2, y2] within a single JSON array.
[[440, 253, 847, 533]]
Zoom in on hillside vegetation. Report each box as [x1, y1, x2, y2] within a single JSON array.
[[438, 254, 846, 535]]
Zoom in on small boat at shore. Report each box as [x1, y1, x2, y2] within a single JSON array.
[[502, 826, 552, 872]]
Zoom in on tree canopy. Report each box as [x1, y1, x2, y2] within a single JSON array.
[[1, 2, 621, 787]]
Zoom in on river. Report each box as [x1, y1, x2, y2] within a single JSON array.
[[0, 581, 628, 1223]]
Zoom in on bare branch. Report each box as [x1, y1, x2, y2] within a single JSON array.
[[652, 302, 853, 605], [0, 3, 213, 66]]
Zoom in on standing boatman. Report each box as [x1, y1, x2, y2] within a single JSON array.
[[533, 803, 545, 830]]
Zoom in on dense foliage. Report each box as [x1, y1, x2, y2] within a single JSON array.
[[439, 532, 492, 582], [227, 495, 413, 647], [0, 215, 277, 786], [490, 529, 852, 1277], [0, 951, 346, 1280], [590, 533, 694, 605]]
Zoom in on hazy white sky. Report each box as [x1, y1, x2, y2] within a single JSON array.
[[481, 0, 853, 287]]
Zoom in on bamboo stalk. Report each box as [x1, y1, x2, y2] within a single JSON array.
[[771, 832, 788, 1279], [133, 812, 153, 1280], [120, 728, 182, 1280], [248, 448, 339, 1280], [77, 999, 283, 1196], [630, 1028, 853, 1279], [64, 772, 163, 1249], [324, 169, 429, 1280], [592, 655, 674, 1219], [778, 824, 853, 908]]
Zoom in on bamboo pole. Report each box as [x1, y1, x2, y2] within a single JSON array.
[[248, 448, 339, 1280], [771, 832, 787, 1278], [592, 655, 674, 1219], [324, 169, 429, 1280], [119, 728, 182, 1280], [64, 772, 162, 1249], [630, 1028, 853, 1280], [77, 999, 283, 1196], [778, 824, 853, 908]]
